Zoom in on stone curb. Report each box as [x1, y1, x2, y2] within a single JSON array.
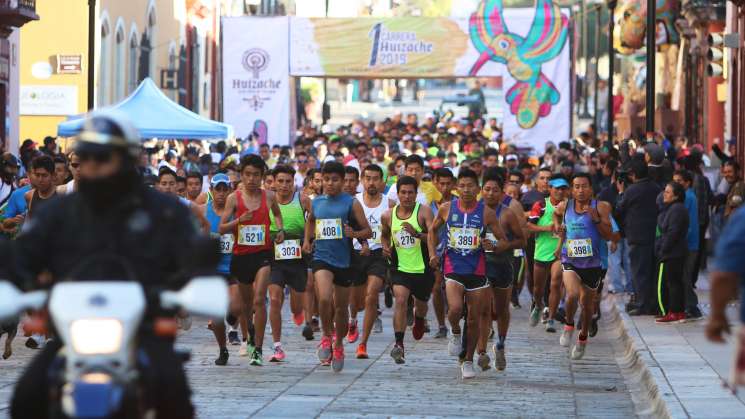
[[603, 294, 689, 419]]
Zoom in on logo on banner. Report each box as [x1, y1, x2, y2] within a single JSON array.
[[242, 48, 270, 78], [368, 22, 434, 67]]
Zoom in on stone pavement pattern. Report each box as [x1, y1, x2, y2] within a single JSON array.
[[1, 294, 639, 418]]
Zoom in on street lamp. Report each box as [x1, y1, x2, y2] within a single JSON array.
[[606, 0, 617, 142], [645, 0, 655, 133]]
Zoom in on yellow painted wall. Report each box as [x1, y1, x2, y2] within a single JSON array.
[[19, 0, 89, 144]]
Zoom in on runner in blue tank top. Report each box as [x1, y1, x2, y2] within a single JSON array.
[[428, 168, 508, 379], [200, 173, 243, 366], [430, 168, 456, 339], [552, 173, 612, 361], [303, 161, 371, 373]]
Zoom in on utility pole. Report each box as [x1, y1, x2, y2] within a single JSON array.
[[645, 0, 655, 133], [322, 0, 330, 124], [606, 0, 617, 142], [593, 5, 600, 137], [580, 0, 591, 118]]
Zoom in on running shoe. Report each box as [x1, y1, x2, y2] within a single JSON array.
[[529, 306, 541, 327], [684, 307, 704, 322], [373, 317, 383, 333], [655, 312, 685, 324], [448, 333, 462, 356], [24, 336, 39, 350], [433, 325, 448, 339], [571, 337, 587, 360], [270, 345, 286, 362], [215, 348, 229, 366], [589, 316, 599, 337], [493, 344, 506, 371], [311, 317, 321, 332], [228, 330, 240, 346], [356, 343, 369, 359], [541, 307, 549, 324], [477, 352, 491, 371], [545, 319, 557, 333], [461, 361, 476, 379], [180, 315, 192, 331], [412, 317, 425, 340], [302, 324, 314, 341], [384, 286, 393, 308], [332, 345, 345, 372], [390, 344, 405, 364], [239, 341, 254, 357], [249, 349, 263, 366], [346, 320, 359, 343], [293, 312, 305, 326], [317, 335, 332, 363], [560, 325, 575, 348]]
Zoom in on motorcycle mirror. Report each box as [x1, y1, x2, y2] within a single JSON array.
[[0, 281, 47, 320], [160, 276, 228, 319]]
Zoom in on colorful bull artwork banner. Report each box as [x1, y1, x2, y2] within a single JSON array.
[[222, 1, 570, 150]]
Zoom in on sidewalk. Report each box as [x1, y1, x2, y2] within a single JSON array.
[[608, 272, 745, 418]]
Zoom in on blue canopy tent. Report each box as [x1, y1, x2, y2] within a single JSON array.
[[57, 78, 233, 140]]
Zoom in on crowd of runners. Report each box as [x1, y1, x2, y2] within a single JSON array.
[[2, 111, 744, 380]]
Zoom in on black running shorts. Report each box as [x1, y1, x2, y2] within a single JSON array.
[[230, 251, 272, 285]]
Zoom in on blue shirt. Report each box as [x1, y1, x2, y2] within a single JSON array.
[[598, 215, 620, 270], [312, 193, 354, 268], [3, 185, 31, 218], [684, 189, 699, 251], [712, 206, 745, 322]]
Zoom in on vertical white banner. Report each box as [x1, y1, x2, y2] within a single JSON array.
[[222, 17, 290, 146]]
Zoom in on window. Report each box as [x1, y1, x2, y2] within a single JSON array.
[[128, 33, 139, 93], [146, 6, 157, 78], [98, 19, 111, 106], [113, 25, 125, 101]]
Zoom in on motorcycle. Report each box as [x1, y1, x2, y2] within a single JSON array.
[[0, 277, 228, 418]]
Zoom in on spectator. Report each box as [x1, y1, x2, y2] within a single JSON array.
[[722, 161, 744, 219], [41, 136, 58, 156], [616, 157, 662, 315], [684, 150, 712, 278], [673, 170, 702, 320], [655, 182, 689, 323]]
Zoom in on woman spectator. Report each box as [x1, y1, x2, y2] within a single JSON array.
[[655, 182, 690, 324]]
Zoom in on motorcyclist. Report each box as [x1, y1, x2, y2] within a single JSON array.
[[0, 111, 216, 419]]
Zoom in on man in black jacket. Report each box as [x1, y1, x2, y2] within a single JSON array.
[[616, 158, 662, 315]]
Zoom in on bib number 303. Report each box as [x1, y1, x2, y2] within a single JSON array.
[[275, 239, 302, 260]]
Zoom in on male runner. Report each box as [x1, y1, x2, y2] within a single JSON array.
[[343, 166, 366, 342], [428, 168, 508, 379], [552, 173, 612, 359], [478, 170, 526, 371], [24, 156, 57, 220], [521, 167, 551, 305], [201, 173, 243, 365], [354, 164, 390, 359], [382, 175, 434, 364], [157, 167, 210, 234], [303, 161, 371, 372], [526, 175, 567, 331], [430, 168, 455, 338], [219, 154, 285, 366], [185, 172, 207, 204], [387, 155, 439, 206], [267, 164, 310, 362], [301, 168, 323, 339]]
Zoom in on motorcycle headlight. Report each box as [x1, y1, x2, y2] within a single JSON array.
[[70, 319, 123, 355]]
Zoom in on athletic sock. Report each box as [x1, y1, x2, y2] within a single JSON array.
[[226, 314, 238, 327], [498, 335, 506, 347], [395, 332, 404, 345]]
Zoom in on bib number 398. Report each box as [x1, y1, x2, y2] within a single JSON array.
[[316, 218, 343, 240], [238, 225, 265, 246], [567, 238, 593, 257]]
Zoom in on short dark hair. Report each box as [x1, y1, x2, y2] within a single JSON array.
[[571, 172, 593, 186], [158, 166, 177, 180], [307, 168, 321, 178], [509, 170, 525, 183], [724, 160, 741, 173], [667, 181, 686, 203], [176, 176, 186, 185], [457, 168, 480, 185], [322, 161, 345, 178], [363, 164, 384, 179], [482, 168, 504, 189], [239, 154, 267, 174], [186, 172, 203, 183], [30, 155, 54, 174], [484, 148, 498, 158], [404, 154, 424, 169], [538, 166, 552, 175], [296, 151, 308, 158], [273, 164, 296, 178], [53, 155, 67, 166], [628, 158, 649, 179], [396, 175, 418, 192], [344, 166, 360, 179], [434, 167, 455, 180], [674, 169, 693, 184]]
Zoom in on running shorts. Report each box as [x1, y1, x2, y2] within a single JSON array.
[[487, 259, 515, 289], [311, 260, 354, 287], [444, 273, 490, 292], [391, 271, 435, 302], [351, 249, 388, 286], [562, 263, 603, 290], [270, 261, 307, 292], [230, 251, 272, 284]]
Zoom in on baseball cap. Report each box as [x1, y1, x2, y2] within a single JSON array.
[[211, 173, 230, 188], [506, 154, 519, 161], [436, 122, 446, 129], [549, 178, 569, 189]]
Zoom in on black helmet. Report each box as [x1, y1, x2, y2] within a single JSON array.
[[75, 111, 140, 159]]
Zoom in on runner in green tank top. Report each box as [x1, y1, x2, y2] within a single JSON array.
[[526, 175, 569, 330], [266, 165, 311, 363], [381, 176, 434, 364]]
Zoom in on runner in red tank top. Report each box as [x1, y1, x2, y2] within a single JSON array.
[[220, 154, 284, 366]]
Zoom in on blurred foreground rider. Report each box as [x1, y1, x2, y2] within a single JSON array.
[[1, 111, 216, 419]]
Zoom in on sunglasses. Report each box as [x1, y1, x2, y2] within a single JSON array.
[[78, 150, 113, 163]]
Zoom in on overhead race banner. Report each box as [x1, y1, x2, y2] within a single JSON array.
[[222, 16, 290, 146]]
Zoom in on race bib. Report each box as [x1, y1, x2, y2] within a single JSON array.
[[566, 238, 593, 258], [394, 230, 418, 249], [220, 234, 235, 254], [449, 227, 480, 251], [237, 225, 266, 246], [275, 239, 302, 260], [316, 218, 343, 240], [513, 248, 524, 257], [369, 225, 382, 245], [484, 232, 498, 253]]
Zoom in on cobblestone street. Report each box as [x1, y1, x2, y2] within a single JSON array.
[[1, 293, 641, 418]]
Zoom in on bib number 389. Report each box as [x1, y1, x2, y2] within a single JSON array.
[[449, 227, 480, 251]]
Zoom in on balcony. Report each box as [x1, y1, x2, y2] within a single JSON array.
[[0, 0, 40, 34]]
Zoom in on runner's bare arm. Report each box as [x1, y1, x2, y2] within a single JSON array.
[[485, 206, 509, 254], [419, 204, 433, 237], [381, 210, 392, 258], [190, 202, 211, 234], [218, 193, 238, 234], [552, 200, 567, 234], [502, 209, 526, 251], [427, 202, 448, 265], [349, 200, 372, 240], [302, 205, 315, 254], [594, 201, 613, 240]]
